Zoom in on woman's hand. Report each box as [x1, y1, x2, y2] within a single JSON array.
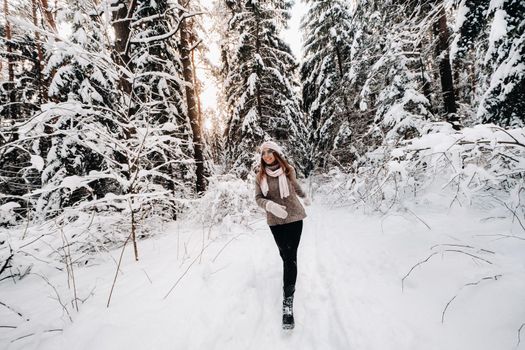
[[266, 201, 288, 219]]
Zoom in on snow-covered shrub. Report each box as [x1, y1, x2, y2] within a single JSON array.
[[0, 203, 21, 226], [186, 174, 258, 226], [317, 123, 525, 217], [0, 203, 172, 282]]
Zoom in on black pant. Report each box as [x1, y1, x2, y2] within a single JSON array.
[[269, 220, 303, 298]]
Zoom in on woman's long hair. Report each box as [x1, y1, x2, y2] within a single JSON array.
[[256, 152, 292, 184]]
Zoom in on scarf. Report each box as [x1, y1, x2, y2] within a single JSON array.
[[260, 165, 290, 199]]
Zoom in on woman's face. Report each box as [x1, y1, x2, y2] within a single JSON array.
[[261, 148, 276, 165]]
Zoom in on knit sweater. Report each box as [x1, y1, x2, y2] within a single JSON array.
[[255, 166, 307, 226]]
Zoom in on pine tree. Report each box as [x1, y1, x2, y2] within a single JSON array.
[[478, 0, 525, 126], [0, 34, 42, 133], [223, 0, 309, 177], [35, 1, 125, 217], [128, 0, 197, 200], [336, 0, 391, 161], [0, 0, 43, 128], [451, 0, 524, 127], [451, 0, 490, 60], [0, 1, 47, 214], [299, 0, 435, 164], [359, 3, 430, 137], [1, 0, 16, 124], [1, 0, 204, 221], [300, 0, 354, 168], [367, 30, 431, 143]]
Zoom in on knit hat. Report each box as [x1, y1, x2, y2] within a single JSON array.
[[260, 140, 283, 156]]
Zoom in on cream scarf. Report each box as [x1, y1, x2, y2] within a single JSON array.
[[260, 167, 290, 199]]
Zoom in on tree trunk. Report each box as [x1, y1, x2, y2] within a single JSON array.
[[190, 42, 203, 128], [40, 0, 57, 31], [335, 45, 352, 123], [130, 203, 139, 261], [3, 0, 16, 126], [179, 6, 206, 194], [32, 0, 46, 104], [112, 0, 138, 94], [436, 5, 459, 128], [418, 42, 433, 111]]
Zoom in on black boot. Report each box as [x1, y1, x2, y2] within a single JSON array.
[[282, 295, 294, 330]]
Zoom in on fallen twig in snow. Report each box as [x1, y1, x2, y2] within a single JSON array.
[[79, 286, 96, 304], [33, 273, 73, 323], [212, 232, 246, 263], [10, 329, 62, 343], [107, 230, 133, 308], [431, 244, 495, 256], [447, 174, 463, 209], [475, 233, 525, 241], [443, 249, 493, 265], [488, 190, 525, 232], [401, 252, 438, 291], [430, 243, 474, 250], [518, 323, 525, 347], [441, 274, 502, 323], [58, 221, 79, 312], [200, 220, 206, 264], [479, 216, 507, 222], [142, 269, 153, 284], [0, 300, 28, 321], [404, 208, 431, 230], [0, 246, 13, 277], [164, 240, 213, 300], [502, 201, 525, 232], [18, 231, 56, 249], [402, 246, 494, 291]]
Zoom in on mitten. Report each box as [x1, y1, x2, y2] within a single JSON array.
[[266, 201, 288, 219]]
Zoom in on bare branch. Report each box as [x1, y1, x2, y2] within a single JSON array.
[[164, 240, 213, 299], [0, 301, 29, 321], [404, 208, 432, 230], [0, 246, 13, 277], [442, 275, 501, 323], [10, 329, 62, 343], [474, 233, 525, 241], [430, 243, 473, 250], [444, 249, 493, 265], [107, 230, 133, 308], [401, 252, 438, 291], [32, 273, 73, 322], [212, 232, 245, 263], [518, 323, 525, 347]]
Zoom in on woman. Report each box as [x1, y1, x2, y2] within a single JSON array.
[[254, 140, 311, 330]]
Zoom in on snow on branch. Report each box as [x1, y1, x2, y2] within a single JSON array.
[[316, 123, 525, 221]]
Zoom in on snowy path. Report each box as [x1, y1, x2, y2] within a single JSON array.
[[2, 203, 525, 350]]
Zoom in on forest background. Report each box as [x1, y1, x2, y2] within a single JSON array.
[[0, 0, 524, 347]]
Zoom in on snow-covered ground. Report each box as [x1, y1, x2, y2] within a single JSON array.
[[1, 201, 524, 350]]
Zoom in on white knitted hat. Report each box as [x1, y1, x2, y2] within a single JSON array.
[[260, 141, 283, 156]]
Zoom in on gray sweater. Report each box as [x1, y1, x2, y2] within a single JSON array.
[[255, 167, 307, 226]]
